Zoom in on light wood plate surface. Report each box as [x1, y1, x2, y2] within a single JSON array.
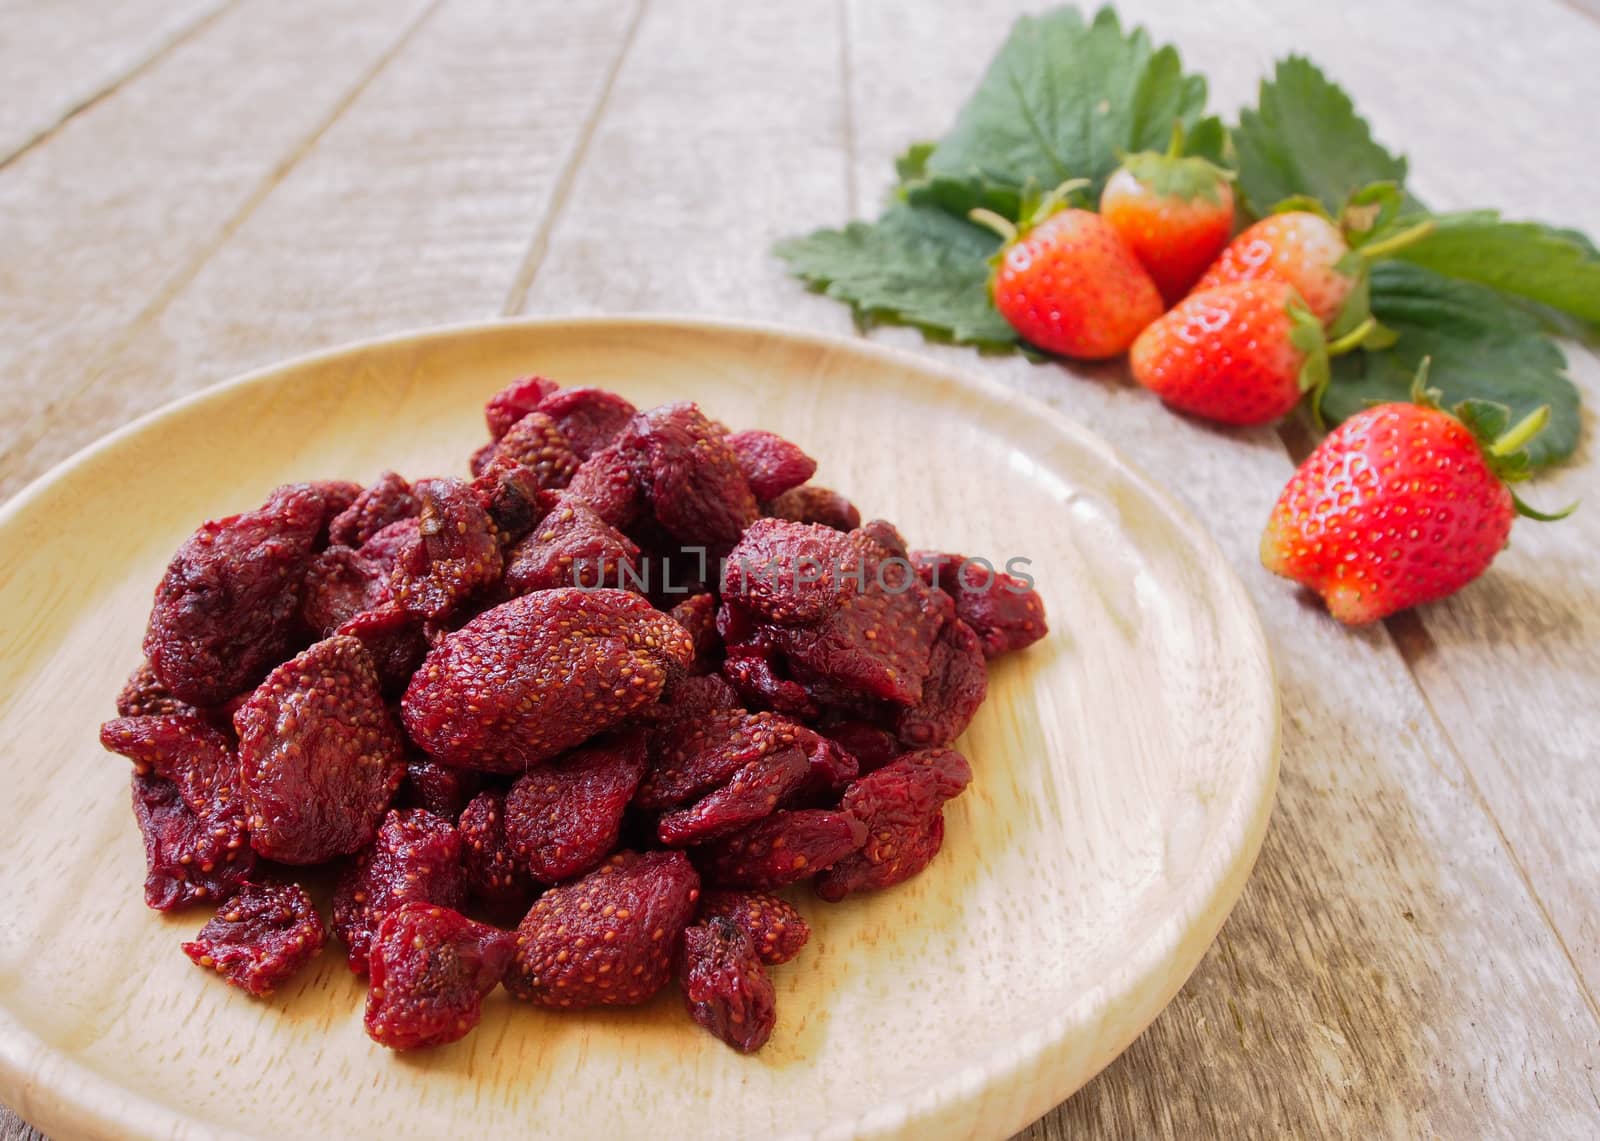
[[0, 317, 1278, 1141]]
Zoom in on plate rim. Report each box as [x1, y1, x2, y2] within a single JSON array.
[[0, 314, 1279, 1141]]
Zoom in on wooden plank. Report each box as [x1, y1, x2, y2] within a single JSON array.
[[0, 0, 442, 501], [0, 0, 228, 165], [839, 0, 1600, 1136]]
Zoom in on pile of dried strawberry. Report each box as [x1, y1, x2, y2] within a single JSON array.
[[100, 377, 1048, 1054]]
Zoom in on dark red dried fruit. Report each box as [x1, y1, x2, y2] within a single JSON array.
[[912, 551, 1049, 658], [504, 730, 649, 883], [358, 517, 421, 572], [115, 662, 196, 718], [129, 773, 255, 911], [400, 757, 481, 820], [636, 709, 812, 812], [100, 714, 239, 816], [902, 746, 973, 801], [792, 726, 859, 800], [235, 635, 406, 865], [485, 375, 561, 441], [364, 902, 515, 1050], [657, 747, 809, 846], [334, 603, 428, 697], [181, 881, 325, 997], [535, 386, 638, 461], [698, 809, 866, 889], [722, 519, 848, 625], [720, 647, 819, 719], [617, 402, 757, 553], [501, 497, 641, 595], [698, 889, 810, 965], [726, 429, 817, 501], [401, 589, 694, 773], [506, 850, 700, 1008], [144, 482, 325, 705], [390, 477, 503, 621], [770, 528, 953, 707], [564, 442, 645, 530], [822, 720, 902, 773], [895, 619, 988, 748], [659, 672, 741, 724], [312, 480, 364, 530], [489, 411, 580, 490], [468, 441, 497, 479], [679, 917, 776, 1053], [300, 546, 389, 636], [328, 472, 419, 549], [333, 808, 466, 974], [470, 456, 555, 544], [458, 792, 535, 916], [814, 757, 967, 901], [667, 592, 719, 671], [764, 485, 862, 532]]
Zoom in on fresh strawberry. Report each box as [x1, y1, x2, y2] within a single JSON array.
[[1262, 369, 1572, 623], [1100, 144, 1235, 305], [1194, 211, 1356, 327], [1130, 280, 1371, 426], [973, 193, 1163, 360]]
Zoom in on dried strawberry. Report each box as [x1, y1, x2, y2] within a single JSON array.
[[400, 757, 481, 820], [334, 603, 428, 697], [390, 477, 502, 621], [129, 773, 255, 910], [902, 746, 973, 801], [469, 442, 497, 479], [458, 792, 535, 916], [722, 519, 848, 625], [726, 430, 817, 501], [791, 727, 859, 801], [401, 589, 693, 772], [144, 482, 325, 705], [470, 456, 554, 544], [300, 546, 388, 636], [894, 619, 988, 748], [100, 714, 239, 816], [333, 808, 466, 974], [182, 881, 325, 997], [501, 497, 641, 595], [657, 747, 809, 846], [764, 485, 861, 532], [697, 809, 866, 889], [822, 720, 901, 773], [565, 442, 644, 529], [636, 709, 811, 811], [312, 480, 363, 531], [358, 517, 421, 572], [720, 647, 819, 719], [364, 902, 515, 1050], [485, 375, 561, 441], [535, 386, 637, 460], [698, 889, 810, 965], [814, 757, 965, 901], [506, 850, 700, 1008], [659, 672, 741, 724], [667, 592, 719, 671], [488, 411, 580, 490], [912, 551, 1048, 658], [235, 635, 406, 865], [504, 730, 648, 883], [115, 661, 196, 718], [617, 402, 758, 553], [679, 917, 776, 1053], [328, 472, 420, 549]]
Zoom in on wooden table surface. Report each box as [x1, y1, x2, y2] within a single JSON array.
[[4, 1, 1598, 1137]]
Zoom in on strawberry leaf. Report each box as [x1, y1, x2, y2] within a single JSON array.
[[908, 7, 1220, 211], [1324, 263, 1579, 469], [1233, 57, 1413, 217], [773, 204, 1018, 349], [1391, 210, 1600, 332]]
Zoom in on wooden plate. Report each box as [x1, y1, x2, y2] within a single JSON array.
[[0, 317, 1277, 1141]]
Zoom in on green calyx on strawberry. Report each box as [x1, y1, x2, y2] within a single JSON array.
[[1115, 123, 1236, 206], [1292, 296, 1374, 415]]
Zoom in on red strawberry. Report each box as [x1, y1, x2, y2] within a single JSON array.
[[1262, 372, 1571, 623], [974, 197, 1163, 360], [1130, 280, 1363, 426], [1194, 212, 1356, 327], [1100, 145, 1235, 305]]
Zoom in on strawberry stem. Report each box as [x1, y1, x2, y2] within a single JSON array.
[[1489, 405, 1550, 458], [1165, 121, 1185, 158], [968, 208, 1017, 244], [1325, 317, 1376, 357], [1358, 218, 1436, 261]]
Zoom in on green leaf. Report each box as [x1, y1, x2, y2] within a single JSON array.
[[1324, 262, 1579, 469], [773, 203, 1018, 349], [913, 6, 1217, 208], [1392, 210, 1600, 330], [1233, 56, 1411, 216]]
